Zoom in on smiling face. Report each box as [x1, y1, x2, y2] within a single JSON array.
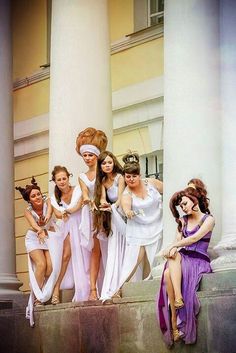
[[82, 152, 98, 167], [54, 171, 70, 192], [124, 173, 141, 189], [101, 155, 114, 175], [29, 188, 43, 208], [179, 195, 197, 215]]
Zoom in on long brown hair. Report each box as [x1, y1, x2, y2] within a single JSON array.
[[51, 166, 71, 205], [169, 186, 210, 232], [93, 151, 123, 236], [188, 178, 210, 214]]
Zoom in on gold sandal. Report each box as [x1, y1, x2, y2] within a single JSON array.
[[34, 299, 43, 307], [88, 288, 98, 301], [174, 298, 184, 309], [51, 295, 60, 305], [173, 329, 181, 342]]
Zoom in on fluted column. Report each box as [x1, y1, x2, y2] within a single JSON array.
[[211, 0, 236, 271], [0, 0, 22, 294], [153, 0, 221, 277], [49, 0, 112, 183]]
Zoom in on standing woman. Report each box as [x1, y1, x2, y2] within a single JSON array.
[[156, 183, 214, 346], [76, 127, 108, 300], [50, 165, 91, 302], [118, 152, 163, 292], [93, 151, 126, 301], [16, 177, 63, 326]]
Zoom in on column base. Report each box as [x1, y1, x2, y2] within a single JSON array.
[[211, 253, 236, 272], [0, 273, 22, 294]]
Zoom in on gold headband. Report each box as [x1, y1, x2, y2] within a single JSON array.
[[188, 183, 196, 190]]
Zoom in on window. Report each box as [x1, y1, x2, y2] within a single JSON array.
[[140, 153, 163, 181], [134, 0, 164, 32], [148, 0, 164, 26]]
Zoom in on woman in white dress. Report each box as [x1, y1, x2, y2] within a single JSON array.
[[118, 152, 163, 292], [92, 151, 126, 301], [50, 165, 91, 302], [16, 177, 63, 326], [76, 127, 108, 300]]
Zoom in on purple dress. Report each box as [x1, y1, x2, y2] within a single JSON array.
[[156, 214, 213, 346]]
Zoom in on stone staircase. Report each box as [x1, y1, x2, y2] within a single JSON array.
[[0, 271, 236, 353]]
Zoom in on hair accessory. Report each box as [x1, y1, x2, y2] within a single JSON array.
[[188, 183, 196, 190], [122, 151, 139, 164], [80, 144, 100, 156]]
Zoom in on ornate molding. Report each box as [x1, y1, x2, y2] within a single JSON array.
[[111, 24, 164, 54]]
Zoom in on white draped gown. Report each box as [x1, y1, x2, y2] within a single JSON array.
[[25, 200, 64, 326], [100, 174, 127, 301], [50, 185, 91, 302], [118, 180, 163, 289], [79, 173, 108, 296]]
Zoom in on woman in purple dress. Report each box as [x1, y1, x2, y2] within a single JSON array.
[[157, 181, 215, 346]]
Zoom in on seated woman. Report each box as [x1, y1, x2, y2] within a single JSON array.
[[117, 152, 163, 292], [50, 165, 91, 303], [16, 177, 63, 326], [156, 181, 215, 346]]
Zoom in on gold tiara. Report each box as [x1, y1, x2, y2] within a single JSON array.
[[188, 183, 196, 190]]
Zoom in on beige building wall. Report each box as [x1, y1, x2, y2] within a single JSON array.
[[15, 154, 49, 292], [12, 0, 164, 291]]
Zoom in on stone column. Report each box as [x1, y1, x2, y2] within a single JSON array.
[[0, 0, 22, 294], [153, 0, 221, 277], [49, 0, 112, 184], [211, 0, 236, 271]]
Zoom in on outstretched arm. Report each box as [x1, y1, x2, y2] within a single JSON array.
[[78, 178, 90, 204], [44, 198, 53, 224], [115, 175, 125, 207], [148, 178, 163, 194], [121, 193, 133, 219]]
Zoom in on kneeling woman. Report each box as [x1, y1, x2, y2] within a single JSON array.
[[16, 178, 63, 326], [156, 183, 215, 346], [118, 153, 163, 290]]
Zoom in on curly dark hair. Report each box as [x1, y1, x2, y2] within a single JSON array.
[[15, 177, 41, 202], [51, 165, 72, 205], [170, 185, 210, 232]]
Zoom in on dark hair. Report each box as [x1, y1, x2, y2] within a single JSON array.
[[169, 186, 210, 232], [122, 152, 140, 175], [93, 151, 123, 236], [75, 127, 108, 155], [187, 178, 210, 214], [15, 177, 41, 202], [51, 165, 71, 205]]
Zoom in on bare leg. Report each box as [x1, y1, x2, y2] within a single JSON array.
[[168, 252, 182, 300], [29, 249, 47, 289], [142, 250, 151, 279], [52, 234, 71, 301], [164, 268, 177, 331], [120, 246, 146, 286], [88, 236, 101, 300], [44, 250, 52, 278]]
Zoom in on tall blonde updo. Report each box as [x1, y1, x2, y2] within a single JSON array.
[[75, 127, 108, 156]]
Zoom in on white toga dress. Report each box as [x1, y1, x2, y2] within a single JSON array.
[[50, 185, 91, 301], [118, 180, 163, 288], [25, 200, 64, 326]]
